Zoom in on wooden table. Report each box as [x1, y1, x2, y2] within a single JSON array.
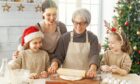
[[46, 78, 100, 84], [30, 74, 140, 84]]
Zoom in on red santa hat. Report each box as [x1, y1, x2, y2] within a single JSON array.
[[18, 26, 44, 51]]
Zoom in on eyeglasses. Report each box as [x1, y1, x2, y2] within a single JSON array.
[[73, 21, 86, 26]]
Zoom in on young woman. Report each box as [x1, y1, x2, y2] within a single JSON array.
[[13, 0, 67, 61]]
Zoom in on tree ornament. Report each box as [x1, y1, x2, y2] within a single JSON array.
[[129, 6, 132, 10], [138, 50, 140, 54], [112, 16, 118, 27], [133, 46, 137, 50], [137, 61, 140, 65], [137, 31, 140, 35], [134, 18, 137, 22], [2, 3, 11, 12], [125, 21, 129, 26]]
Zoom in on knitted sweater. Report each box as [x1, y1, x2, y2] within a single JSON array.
[[100, 50, 132, 73], [9, 49, 49, 73]]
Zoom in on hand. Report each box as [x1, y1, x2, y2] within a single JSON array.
[[39, 71, 48, 78], [48, 62, 58, 74], [12, 51, 19, 60], [101, 65, 111, 72], [29, 73, 40, 79], [86, 68, 96, 78], [110, 65, 120, 73]]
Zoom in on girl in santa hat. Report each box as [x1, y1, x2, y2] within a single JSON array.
[[9, 26, 50, 79]]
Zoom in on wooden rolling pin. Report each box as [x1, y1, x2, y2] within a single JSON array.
[[57, 68, 86, 77]]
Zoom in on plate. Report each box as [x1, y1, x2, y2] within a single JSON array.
[[59, 75, 82, 81]]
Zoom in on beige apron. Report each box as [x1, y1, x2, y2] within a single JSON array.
[[62, 32, 90, 70]]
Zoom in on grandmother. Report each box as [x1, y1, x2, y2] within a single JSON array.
[[48, 8, 100, 78]]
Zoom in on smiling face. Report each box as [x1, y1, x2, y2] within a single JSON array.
[[43, 8, 57, 24], [108, 34, 122, 52], [73, 15, 87, 34], [29, 37, 42, 52]]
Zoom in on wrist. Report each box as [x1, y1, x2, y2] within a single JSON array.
[[90, 64, 97, 71]]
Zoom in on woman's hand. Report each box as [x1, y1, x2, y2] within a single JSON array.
[[101, 65, 111, 72], [12, 51, 19, 60], [48, 61, 58, 74], [86, 64, 97, 78], [86, 68, 96, 78]]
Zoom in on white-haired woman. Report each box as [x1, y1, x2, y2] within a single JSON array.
[[48, 8, 100, 78]]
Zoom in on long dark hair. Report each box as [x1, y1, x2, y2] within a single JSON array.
[[42, 0, 57, 12]]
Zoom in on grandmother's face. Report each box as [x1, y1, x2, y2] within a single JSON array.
[[73, 15, 87, 34]]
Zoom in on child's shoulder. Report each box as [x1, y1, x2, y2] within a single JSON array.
[[39, 50, 49, 55], [122, 52, 130, 58]]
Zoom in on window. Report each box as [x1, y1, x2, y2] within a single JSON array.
[[57, 0, 102, 42]]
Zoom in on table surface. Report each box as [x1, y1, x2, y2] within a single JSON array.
[[31, 74, 140, 84], [45, 78, 100, 84], [112, 74, 140, 84], [0, 74, 140, 84]]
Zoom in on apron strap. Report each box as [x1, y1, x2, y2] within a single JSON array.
[[70, 32, 73, 42], [86, 31, 89, 43]]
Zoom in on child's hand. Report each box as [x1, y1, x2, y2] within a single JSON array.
[[101, 65, 111, 72], [110, 65, 120, 73], [48, 61, 58, 74], [12, 51, 19, 60], [39, 71, 48, 78], [29, 73, 40, 79]]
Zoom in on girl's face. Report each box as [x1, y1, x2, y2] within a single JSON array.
[[29, 37, 42, 52], [43, 8, 57, 24], [108, 35, 122, 52], [73, 15, 87, 34]]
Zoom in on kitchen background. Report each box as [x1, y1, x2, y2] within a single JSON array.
[[0, 0, 116, 64]]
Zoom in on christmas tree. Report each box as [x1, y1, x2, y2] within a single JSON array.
[[112, 0, 140, 74]]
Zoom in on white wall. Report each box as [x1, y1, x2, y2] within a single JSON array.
[[0, 2, 42, 62], [101, 0, 116, 44]]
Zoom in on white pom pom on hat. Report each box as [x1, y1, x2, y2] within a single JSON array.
[[18, 26, 44, 51]]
